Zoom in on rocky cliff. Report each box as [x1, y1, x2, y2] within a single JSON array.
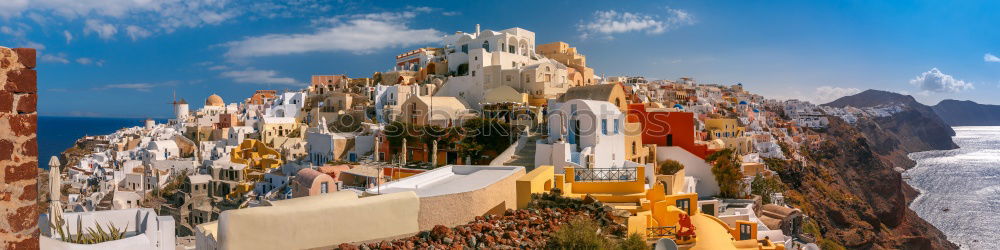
[[769, 90, 959, 249], [779, 117, 956, 249], [932, 99, 1000, 126]]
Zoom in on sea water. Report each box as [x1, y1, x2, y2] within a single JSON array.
[[38, 116, 163, 169], [906, 126, 1000, 249]]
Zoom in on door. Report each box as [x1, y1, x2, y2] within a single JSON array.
[[348, 153, 356, 162], [739, 224, 752, 240], [667, 134, 674, 146], [675, 198, 691, 215]]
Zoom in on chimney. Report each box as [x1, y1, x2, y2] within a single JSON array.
[[476, 24, 480, 36]]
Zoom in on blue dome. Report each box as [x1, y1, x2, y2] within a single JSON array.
[[673, 104, 684, 109], [739, 101, 748, 105], [753, 108, 760, 113]]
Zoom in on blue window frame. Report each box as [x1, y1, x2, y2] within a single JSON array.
[[602, 119, 608, 135]]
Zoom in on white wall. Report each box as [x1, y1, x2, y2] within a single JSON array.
[[656, 146, 720, 198]]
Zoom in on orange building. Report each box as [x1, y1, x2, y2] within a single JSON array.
[[249, 90, 276, 105], [627, 103, 714, 159]]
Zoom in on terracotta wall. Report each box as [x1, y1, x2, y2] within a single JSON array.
[[0, 47, 39, 249]]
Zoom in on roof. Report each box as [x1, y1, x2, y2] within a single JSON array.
[[415, 96, 468, 110], [294, 168, 330, 186], [189, 174, 212, 184], [343, 165, 381, 177], [367, 165, 523, 197], [206, 94, 225, 107], [558, 84, 619, 102], [262, 117, 297, 124]]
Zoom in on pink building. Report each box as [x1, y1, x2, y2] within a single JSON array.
[[292, 168, 336, 198]]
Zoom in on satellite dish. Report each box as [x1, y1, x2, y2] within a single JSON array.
[[654, 238, 678, 250]]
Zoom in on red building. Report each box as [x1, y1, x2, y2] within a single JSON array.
[[627, 103, 713, 159]]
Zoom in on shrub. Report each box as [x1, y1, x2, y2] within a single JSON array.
[[750, 174, 785, 204], [616, 233, 647, 250], [658, 159, 684, 175], [819, 239, 846, 250], [547, 217, 610, 249]]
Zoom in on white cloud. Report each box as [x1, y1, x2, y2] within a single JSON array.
[[75, 57, 105, 66], [578, 8, 695, 39], [221, 68, 298, 85], [1, 0, 331, 41], [985, 53, 1000, 62], [22, 41, 45, 50], [813, 86, 861, 104], [100, 83, 156, 92], [63, 30, 73, 43], [40, 52, 69, 63], [909, 68, 973, 93], [224, 11, 442, 59], [442, 11, 461, 16], [125, 25, 151, 41], [208, 65, 229, 71], [84, 19, 116, 39]]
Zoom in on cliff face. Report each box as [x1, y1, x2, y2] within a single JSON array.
[[771, 90, 959, 249], [932, 99, 1000, 126], [777, 118, 956, 249]]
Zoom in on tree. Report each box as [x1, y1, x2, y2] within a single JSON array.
[[708, 149, 743, 198], [658, 159, 684, 175], [750, 174, 785, 204], [455, 118, 514, 164]]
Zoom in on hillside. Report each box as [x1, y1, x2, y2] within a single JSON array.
[[776, 118, 956, 249], [932, 99, 1000, 126], [824, 89, 957, 153]]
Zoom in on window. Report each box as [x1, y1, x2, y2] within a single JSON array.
[[632, 142, 637, 154], [471, 71, 476, 76], [320, 182, 329, 194], [614, 119, 620, 134], [602, 119, 608, 135], [461, 44, 468, 53], [482, 41, 490, 52], [506, 75, 511, 81]]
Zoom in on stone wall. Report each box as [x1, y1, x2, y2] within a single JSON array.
[[0, 47, 39, 249]]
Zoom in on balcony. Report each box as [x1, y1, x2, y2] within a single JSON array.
[[573, 167, 638, 182]]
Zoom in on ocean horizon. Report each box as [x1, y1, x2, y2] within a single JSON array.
[[906, 126, 1000, 249], [38, 116, 168, 169]]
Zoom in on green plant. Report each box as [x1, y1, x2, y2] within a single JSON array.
[[616, 233, 647, 250], [51, 218, 128, 244], [818, 239, 846, 250], [658, 159, 684, 175], [547, 217, 610, 249], [750, 174, 785, 204], [708, 149, 743, 198]]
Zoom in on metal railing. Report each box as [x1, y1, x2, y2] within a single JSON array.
[[574, 167, 638, 182], [646, 226, 678, 238]]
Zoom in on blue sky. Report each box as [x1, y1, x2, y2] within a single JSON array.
[[2, 0, 999, 118]]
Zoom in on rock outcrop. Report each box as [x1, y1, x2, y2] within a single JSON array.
[[932, 99, 1000, 126]]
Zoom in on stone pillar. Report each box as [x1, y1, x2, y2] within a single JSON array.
[[0, 47, 39, 249]]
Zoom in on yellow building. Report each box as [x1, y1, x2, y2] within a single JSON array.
[[516, 166, 784, 249], [705, 118, 745, 139], [259, 117, 303, 146], [231, 139, 283, 171], [537, 42, 596, 86]]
